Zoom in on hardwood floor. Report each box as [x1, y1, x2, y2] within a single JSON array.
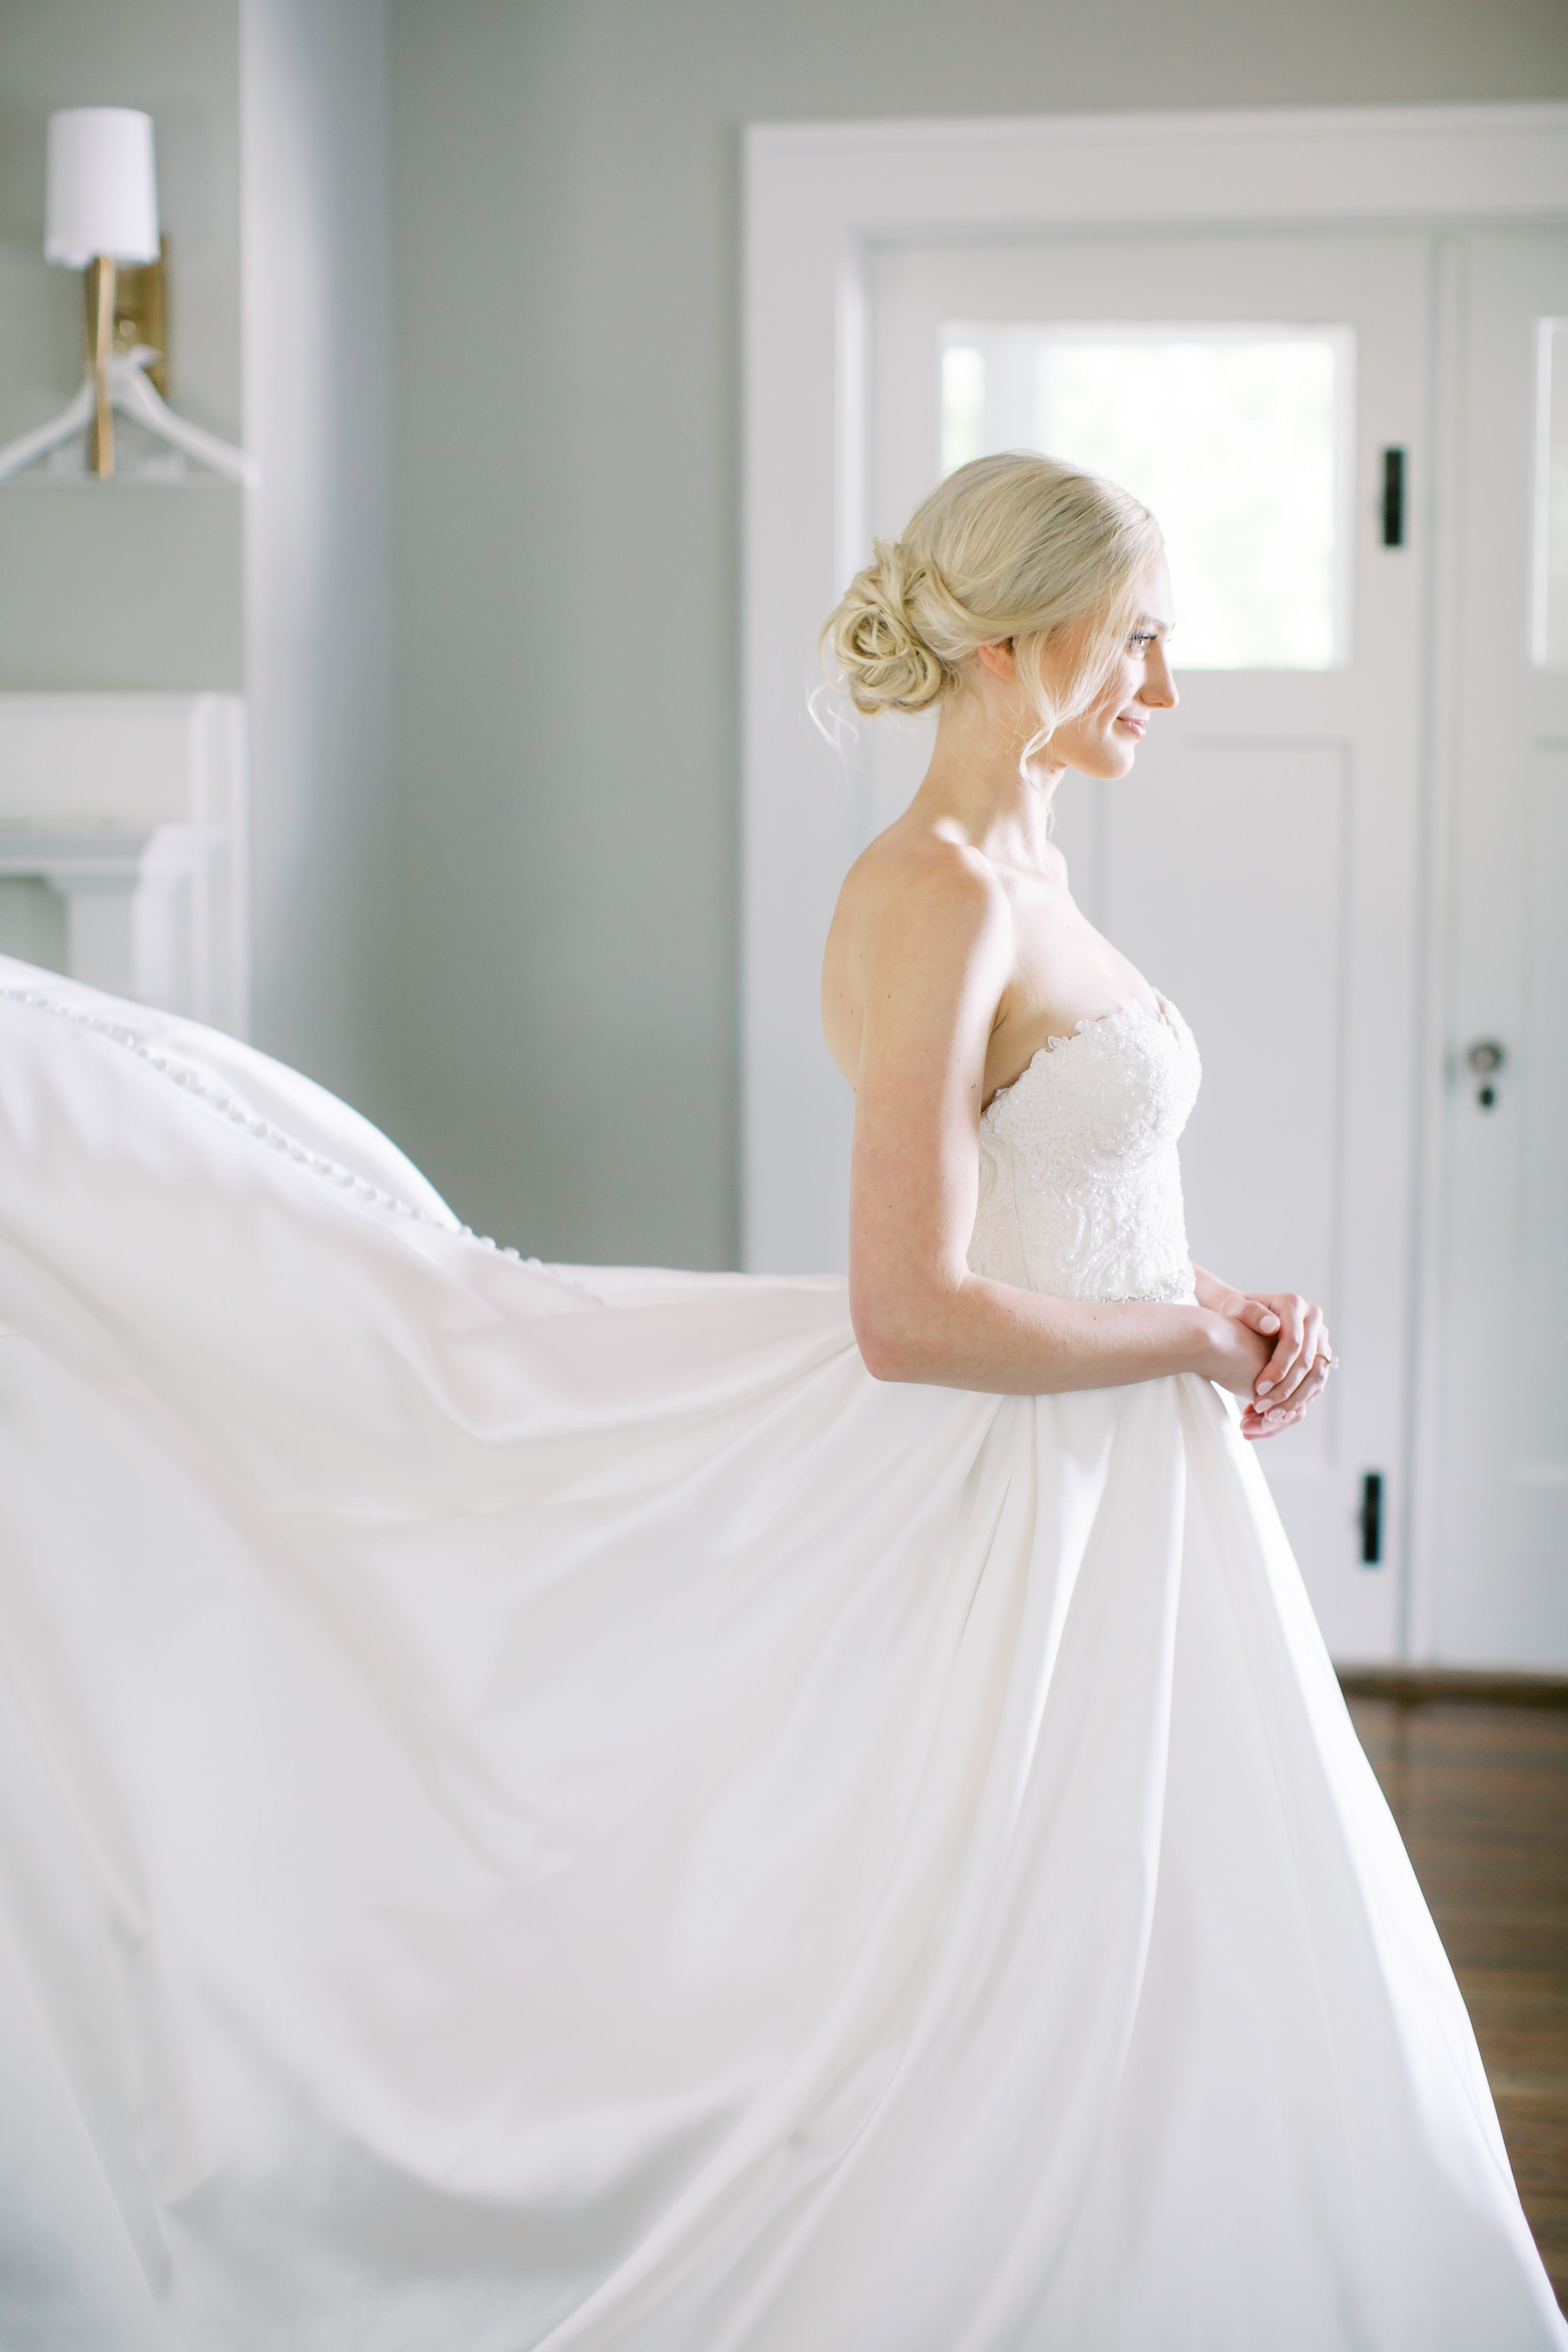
[[1345, 1687, 1568, 2312]]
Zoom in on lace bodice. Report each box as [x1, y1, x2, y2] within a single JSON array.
[[968, 996, 1200, 1305]]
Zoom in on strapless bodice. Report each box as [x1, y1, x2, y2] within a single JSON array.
[[967, 995, 1200, 1304]]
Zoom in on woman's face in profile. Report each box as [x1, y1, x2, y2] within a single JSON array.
[[1046, 556, 1179, 781]]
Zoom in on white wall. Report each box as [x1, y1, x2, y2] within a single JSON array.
[[385, 0, 1568, 1270]]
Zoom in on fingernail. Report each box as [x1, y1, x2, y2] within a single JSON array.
[[1261, 1315, 1279, 1330], [1256, 1380, 1273, 1393]]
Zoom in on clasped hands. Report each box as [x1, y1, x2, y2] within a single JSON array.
[[1192, 1267, 1334, 1443]]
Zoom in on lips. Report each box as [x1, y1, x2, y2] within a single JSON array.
[[1116, 713, 1147, 736]]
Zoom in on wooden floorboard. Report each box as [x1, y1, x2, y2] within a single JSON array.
[[1347, 1693, 1568, 2312]]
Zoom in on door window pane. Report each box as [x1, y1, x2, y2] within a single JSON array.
[[939, 324, 1354, 670], [1534, 319, 1568, 668], [940, 344, 987, 477]]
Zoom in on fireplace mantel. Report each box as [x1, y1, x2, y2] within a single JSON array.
[[0, 692, 247, 1034]]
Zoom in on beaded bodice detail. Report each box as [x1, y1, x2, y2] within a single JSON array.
[[968, 997, 1200, 1305]]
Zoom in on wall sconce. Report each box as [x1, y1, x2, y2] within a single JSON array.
[[45, 107, 161, 477], [0, 107, 253, 487]]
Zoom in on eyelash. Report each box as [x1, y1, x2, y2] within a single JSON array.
[[1128, 632, 1158, 650]]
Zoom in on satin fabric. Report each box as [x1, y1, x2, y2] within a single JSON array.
[[0, 958, 1562, 2350]]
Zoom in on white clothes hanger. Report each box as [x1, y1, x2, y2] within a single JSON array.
[[3, 109, 256, 489], [0, 344, 257, 487]]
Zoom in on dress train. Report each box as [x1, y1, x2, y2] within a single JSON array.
[[0, 958, 1560, 2349]]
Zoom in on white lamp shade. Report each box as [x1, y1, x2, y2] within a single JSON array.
[[46, 108, 159, 267]]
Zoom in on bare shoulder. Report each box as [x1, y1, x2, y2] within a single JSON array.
[[832, 818, 1010, 963], [823, 818, 1013, 1082]]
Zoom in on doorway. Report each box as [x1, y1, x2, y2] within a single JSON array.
[[742, 107, 1568, 1666], [866, 228, 1430, 1661], [1417, 230, 1568, 1668]]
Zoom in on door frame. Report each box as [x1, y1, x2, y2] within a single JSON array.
[[741, 101, 1568, 1646]]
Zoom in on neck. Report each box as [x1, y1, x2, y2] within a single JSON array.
[[914, 688, 1066, 869]]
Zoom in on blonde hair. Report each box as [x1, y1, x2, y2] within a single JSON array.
[[821, 452, 1162, 766]]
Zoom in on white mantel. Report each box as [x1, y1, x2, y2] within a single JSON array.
[[0, 693, 248, 1035]]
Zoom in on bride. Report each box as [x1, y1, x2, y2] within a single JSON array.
[[0, 453, 1562, 2351], [820, 454, 1325, 1425]]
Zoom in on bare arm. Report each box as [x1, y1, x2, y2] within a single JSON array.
[[842, 852, 1268, 1398]]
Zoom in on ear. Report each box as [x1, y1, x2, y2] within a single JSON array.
[[973, 638, 1017, 682]]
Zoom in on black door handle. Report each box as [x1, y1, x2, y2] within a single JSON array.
[[1381, 448, 1406, 548]]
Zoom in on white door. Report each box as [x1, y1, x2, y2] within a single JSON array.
[[1421, 231, 1568, 1668], [865, 231, 1433, 1663]]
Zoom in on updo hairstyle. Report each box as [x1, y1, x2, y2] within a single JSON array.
[[822, 452, 1162, 766]]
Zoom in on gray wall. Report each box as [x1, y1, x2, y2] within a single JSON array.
[[0, 0, 244, 689], [241, 0, 396, 1104], [385, 0, 1568, 1270], [0, 0, 395, 1118], [7, 4, 1568, 1268]]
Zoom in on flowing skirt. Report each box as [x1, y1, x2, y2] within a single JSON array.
[[0, 958, 1561, 2351]]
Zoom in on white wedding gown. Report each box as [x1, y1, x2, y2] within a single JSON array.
[[0, 953, 1563, 2352]]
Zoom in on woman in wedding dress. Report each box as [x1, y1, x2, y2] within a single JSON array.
[[0, 451, 1562, 2351]]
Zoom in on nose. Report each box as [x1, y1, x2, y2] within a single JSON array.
[[1140, 642, 1179, 711]]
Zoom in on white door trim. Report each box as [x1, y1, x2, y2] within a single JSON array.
[[743, 103, 1568, 1654], [743, 102, 1568, 1279], [742, 108, 1568, 1658]]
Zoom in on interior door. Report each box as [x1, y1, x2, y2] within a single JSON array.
[[866, 231, 1431, 1663], [1424, 231, 1568, 1669]]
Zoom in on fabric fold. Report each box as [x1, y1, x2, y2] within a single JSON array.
[[0, 960, 1561, 2350]]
